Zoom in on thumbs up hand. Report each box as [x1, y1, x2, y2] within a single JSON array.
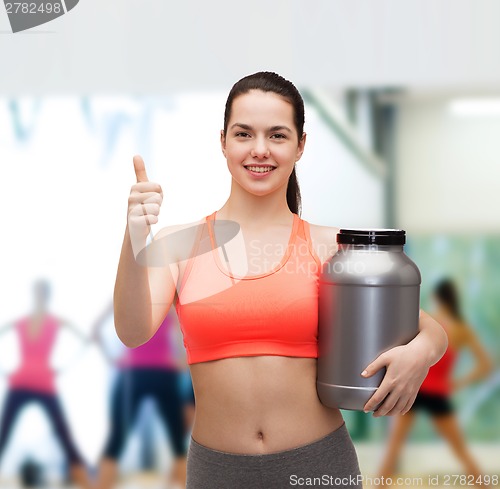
[[127, 155, 163, 256]]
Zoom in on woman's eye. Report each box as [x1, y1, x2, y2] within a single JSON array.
[[235, 132, 250, 138], [271, 133, 286, 139]]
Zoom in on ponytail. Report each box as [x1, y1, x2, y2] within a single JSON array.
[[286, 166, 301, 216]]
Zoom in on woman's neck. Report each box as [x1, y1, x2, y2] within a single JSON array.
[[435, 306, 460, 327], [217, 182, 294, 227], [31, 305, 47, 318]]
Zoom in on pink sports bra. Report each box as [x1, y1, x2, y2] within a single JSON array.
[[175, 211, 322, 365]]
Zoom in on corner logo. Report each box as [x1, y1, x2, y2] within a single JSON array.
[[4, 0, 79, 33]]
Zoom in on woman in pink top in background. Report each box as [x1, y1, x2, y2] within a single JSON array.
[[0, 279, 91, 488], [93, 304, 194, 489]]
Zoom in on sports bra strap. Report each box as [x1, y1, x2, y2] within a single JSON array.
[[300, 218, 322, 268], [296, 217, 306, 241]]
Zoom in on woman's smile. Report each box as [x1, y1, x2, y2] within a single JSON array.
[[244, 164, 277, 177]]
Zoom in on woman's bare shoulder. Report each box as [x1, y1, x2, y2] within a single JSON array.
[[152, 217, 207, 265], [154, 217, 206, 237], [307, 222, 340, 265]]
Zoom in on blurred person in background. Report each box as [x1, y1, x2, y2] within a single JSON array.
[[377, 278, 495, 484], [0, 279, 91, 488], [93, 304, 194, 489]]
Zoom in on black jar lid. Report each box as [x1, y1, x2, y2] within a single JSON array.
[[337, 228, 406, 245]]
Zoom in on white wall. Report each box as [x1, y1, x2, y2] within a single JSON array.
[[2, 0, 500, 93], [300, 103, 384, 228], [395, 95, 500, 232]]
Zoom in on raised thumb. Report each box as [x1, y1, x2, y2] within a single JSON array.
[[133, 155, 149, 183]]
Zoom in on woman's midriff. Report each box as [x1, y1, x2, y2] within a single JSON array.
[[189, 355, 344, 454]]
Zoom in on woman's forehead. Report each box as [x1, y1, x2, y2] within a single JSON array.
[[230, 90, 294, 123]]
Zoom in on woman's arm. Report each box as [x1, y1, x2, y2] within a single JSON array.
[[59, 318, 89, 343], [0, 322, 14, 375], [362, 308, 448, 416], [452, 325, 495, 391], [114, 156, 178, 348], [89, 301, 117, 364], [90, 301, 113, 339], [52, 317, 91, 375]]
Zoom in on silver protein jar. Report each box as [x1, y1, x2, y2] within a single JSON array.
[[316, 229, 421, 411]]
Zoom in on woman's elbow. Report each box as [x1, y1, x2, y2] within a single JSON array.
[[114, 321, 151, 348], [427, 312, 449, 358], [117, 333, 144, 348], [439, 323, 449, 353]]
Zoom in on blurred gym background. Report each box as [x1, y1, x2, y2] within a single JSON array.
[[1, 0, 499, 487]]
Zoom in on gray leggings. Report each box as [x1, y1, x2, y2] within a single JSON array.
[[186, 423, 362, 489]]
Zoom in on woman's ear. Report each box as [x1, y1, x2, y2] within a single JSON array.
[[296, 132, 307, 162], [220, 130, 227, 157]]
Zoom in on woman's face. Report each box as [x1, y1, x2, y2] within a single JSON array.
[[34, 280, 50, 307], [221, 89, 305, 199]]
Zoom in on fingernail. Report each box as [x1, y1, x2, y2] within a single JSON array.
[[361, 370, 368, 377]]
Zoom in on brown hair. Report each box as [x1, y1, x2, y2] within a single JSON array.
[[434, 278, 464, 322], [223, 72, 304, 216]]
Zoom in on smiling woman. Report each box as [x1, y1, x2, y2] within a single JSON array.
[[220, 73, 305, 217], [220, 88, 305, 205], [113, 71, 448, 489]]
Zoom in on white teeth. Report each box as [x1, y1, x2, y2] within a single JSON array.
[[246, 166, 275, 173]]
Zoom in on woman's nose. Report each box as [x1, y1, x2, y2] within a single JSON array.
[[250, 137, 270, 158]]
